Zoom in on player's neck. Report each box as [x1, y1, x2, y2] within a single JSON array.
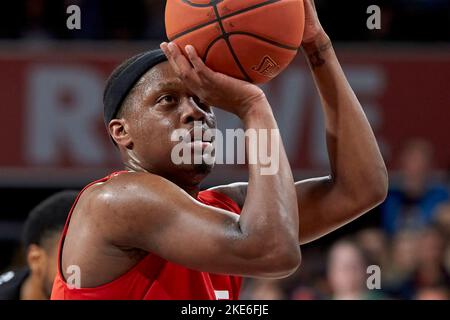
[[182, 184, 201, 198], [20, 273, 47, 300], [123, 163, 202, 199], [163, 173, 202, 198], [162, 174, 202, 199]]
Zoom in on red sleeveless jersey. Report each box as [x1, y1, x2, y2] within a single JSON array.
[[51, 171, 243, 300]]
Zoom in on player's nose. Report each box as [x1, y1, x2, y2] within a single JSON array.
[[180, 96, 207, 124]]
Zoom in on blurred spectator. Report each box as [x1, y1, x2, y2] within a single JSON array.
[[434, 202, 450, 271], [356, 228, 389, 269], [290, 285, 323, 300], [415, 286, 449, 300], [327, 239, 386, 300], [240, 279, 287, 300], [383, 230, 418, 297], [434, 202, 450, 236], [0, 191, 77, 300], [414, 227, 450, 289], [382, 139, 449, 235], [288, 247, 328, 300], [386, 226, 450, 299]]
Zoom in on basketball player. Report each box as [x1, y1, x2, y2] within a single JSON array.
[[0, 191, 77, 300], [51, 1, 387, 300]]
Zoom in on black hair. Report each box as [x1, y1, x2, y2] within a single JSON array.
[[22, 191, 79, 249]]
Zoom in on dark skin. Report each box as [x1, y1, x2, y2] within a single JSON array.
[[21, 232, 61, 300], [213, 0, 388, 245], [61, 1, 387, 287]]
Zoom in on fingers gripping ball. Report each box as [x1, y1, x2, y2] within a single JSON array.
[[165, 0, 305, 84]]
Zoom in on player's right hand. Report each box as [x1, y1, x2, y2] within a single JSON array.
[[160, 42, 267, 119]]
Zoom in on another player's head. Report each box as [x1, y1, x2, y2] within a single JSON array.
[[104, 49, 217, 187], [22, 191, 78, 299]]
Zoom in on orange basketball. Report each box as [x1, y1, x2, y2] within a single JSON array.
[[165, 0, 305, 84]]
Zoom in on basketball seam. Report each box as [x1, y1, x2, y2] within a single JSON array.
[[169, 0, 282, 41], [231, 32, 298, 51], [203, 35, 224, 61], [212, 4, 252, 82], [181, 0, 224, 8], [203, 32, 298, 63]]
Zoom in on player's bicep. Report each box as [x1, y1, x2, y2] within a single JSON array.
[[96, 175, 262, 276]]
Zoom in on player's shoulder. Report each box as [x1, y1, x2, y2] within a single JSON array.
[[83, 171, 173, 210], [90, 171, 163, 193], [69, 172, 167, 232]]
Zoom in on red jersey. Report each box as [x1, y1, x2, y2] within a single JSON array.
[[51, 172, 242, 300]]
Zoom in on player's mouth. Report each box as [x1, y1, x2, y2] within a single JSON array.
[[185, 127, 215, 151], [186, 140, 212, 151]]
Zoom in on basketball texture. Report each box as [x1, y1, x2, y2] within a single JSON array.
[[165, 0, 305, 84]]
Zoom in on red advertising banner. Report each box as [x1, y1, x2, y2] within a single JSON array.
[[0, 44, 449, 186]]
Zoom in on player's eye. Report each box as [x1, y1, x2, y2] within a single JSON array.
[[157, 94, 178, 105], [192, 96, 210, 111]]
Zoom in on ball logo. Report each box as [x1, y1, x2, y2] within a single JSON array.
[[252, 56, 280, 78]]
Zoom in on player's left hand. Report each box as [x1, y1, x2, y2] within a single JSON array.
[[301, 0, 328, 44]]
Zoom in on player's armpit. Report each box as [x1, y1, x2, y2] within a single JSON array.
[[211, 177, 384, 245], [208, 182, 248, 209], [90, 173, 297, 279]]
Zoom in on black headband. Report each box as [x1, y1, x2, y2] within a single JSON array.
[[103, 49, 168, 126]]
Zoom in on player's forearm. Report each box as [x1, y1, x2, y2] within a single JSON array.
[[237, 99, 300, 258], [303, 33, 388, 204]]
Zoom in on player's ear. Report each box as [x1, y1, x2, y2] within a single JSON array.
[[27, 244, 45, 276], [109, 119, 133, 149]]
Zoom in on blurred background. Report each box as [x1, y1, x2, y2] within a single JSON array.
[[0, 0, 449, 300]]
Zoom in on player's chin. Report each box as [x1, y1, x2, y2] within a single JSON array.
[[177, 147, 216, 176], [177, 163, 212, 186], [176, 161, 214, 181], [193, 162, 214, 175]]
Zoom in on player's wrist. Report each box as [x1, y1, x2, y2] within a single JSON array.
[[240, 102, 275, 128], [301, 32, 333, 69], [236, 92, 270, 121], [301, 31, 331, 55]]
